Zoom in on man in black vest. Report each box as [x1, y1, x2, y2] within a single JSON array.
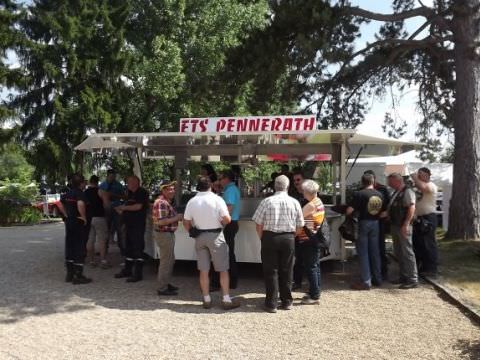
[[387, 173, 418, 289]]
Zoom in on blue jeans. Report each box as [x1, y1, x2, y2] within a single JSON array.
[[356, 220, 382, 286], [298, 243, 321, 299]]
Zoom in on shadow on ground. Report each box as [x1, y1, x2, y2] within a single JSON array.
[[0, 224, 426, 323], [454, 339, 480, 359]]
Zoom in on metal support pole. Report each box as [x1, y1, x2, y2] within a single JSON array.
[[132, 147, 143, 183], [340, 139, 347, 263]]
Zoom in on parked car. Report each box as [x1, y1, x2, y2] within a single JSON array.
[[34, 194, 62, 217]]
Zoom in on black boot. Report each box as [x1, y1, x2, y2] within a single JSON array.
[[115, 259, 133, 278], [72, 264, 92, 285], [126, 260, 144, 283], [65, 261, 74, 283]]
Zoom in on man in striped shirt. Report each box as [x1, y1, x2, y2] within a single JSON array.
[[253, 175, 305, 313]]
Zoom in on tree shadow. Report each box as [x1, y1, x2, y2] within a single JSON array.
[[0, 223, 437, 324]]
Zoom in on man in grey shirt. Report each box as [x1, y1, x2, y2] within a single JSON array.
[[387, 173, 418, 289]]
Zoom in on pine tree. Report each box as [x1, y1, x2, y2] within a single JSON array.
[[0, 0, 24, 128], [12, 0, 131, 178]]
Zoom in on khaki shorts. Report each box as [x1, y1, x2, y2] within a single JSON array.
[[88, 217, 108, 245], [195, 231, 229, 272]]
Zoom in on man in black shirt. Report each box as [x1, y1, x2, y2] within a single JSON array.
[[347, 173, 384, 290], [61, 173, 92, 285], [85, 175, 110, 268], [364, 170, 391, 279], [114, 175, 150, 282], [291, 169, 307, 290]]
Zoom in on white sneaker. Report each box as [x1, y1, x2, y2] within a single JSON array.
[[301, 295, 320, 305]]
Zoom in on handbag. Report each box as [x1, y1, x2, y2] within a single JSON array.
[[339, 215, 358, 242], [303, 220, 331, 251]]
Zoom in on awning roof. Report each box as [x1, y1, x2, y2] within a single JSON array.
[[75, 129, 423, 158]]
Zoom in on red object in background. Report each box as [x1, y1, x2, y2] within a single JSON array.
[[33, 198, 62, 217], [267, 154, 332, 162]]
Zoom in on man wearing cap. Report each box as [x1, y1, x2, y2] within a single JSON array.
[[152, 180, 183, 296], [183, 176, 240, 310], [411, 167, 439, 277]]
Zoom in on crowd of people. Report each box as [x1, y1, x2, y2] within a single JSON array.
[[345, 168, 439, 291], [56, 164, 439, 313]]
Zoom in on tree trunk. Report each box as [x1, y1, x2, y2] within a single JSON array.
[[448, 0, 480, 239]]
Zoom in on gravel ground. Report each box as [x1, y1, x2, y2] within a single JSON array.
[[0, 223, 479, 360]]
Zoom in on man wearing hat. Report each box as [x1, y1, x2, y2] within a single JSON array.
[[152, 180, 183, 295]]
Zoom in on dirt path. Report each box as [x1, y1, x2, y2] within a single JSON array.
[[0, 223, 479, 359]]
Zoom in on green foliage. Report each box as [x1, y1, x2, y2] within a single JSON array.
[[142, 158, 175, 190], [0, 181, 41, 225], [242, 162, 278, 190], [0, 143, 33, 182], [0, 0, 25, 124], [122, 0, 270, 132], [313, 163, 333, 193], [0, 180, 37, 200], [2, 0, 273, 182], [11, 0, 132, 178]]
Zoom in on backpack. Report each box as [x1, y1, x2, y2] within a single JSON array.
[[303, 220, 331, 256]]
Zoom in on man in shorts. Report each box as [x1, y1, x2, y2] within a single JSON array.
[[183, 176, 240, 310]]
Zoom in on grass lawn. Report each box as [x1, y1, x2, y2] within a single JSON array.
[[437, 229, 480, 312]]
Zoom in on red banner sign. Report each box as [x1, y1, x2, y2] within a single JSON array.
[[179, 116, 317, 134]]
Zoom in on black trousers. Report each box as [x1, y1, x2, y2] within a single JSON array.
[[124, 221, 146, 260], [261, 231, 295, 309], [65, 219, 87, 264], [211, 221, 239, 288], [413, 213, 438, 273]]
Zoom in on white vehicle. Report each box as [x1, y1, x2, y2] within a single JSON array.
[[76, 115, 421, 263]]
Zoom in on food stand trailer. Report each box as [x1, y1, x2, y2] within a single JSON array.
[[75, 115, 421, 263]]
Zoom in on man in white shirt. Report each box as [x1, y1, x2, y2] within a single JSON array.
[[411, 167, 439, 277], [253, 175, 304, 313], [183, 176, 240, 310]]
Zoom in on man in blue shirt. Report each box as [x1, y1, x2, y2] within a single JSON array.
[[219, 170, 241, 289], [98, 169, 126, 254]]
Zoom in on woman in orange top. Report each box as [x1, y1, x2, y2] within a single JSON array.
[[296, 179, 325, 305]]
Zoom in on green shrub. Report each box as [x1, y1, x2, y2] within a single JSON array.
[[0, 181, 42, 225]]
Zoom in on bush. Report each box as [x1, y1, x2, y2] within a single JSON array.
[[0, 181, 42, 225]]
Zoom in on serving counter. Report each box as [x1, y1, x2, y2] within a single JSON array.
[[144, 198, 343, 263]]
